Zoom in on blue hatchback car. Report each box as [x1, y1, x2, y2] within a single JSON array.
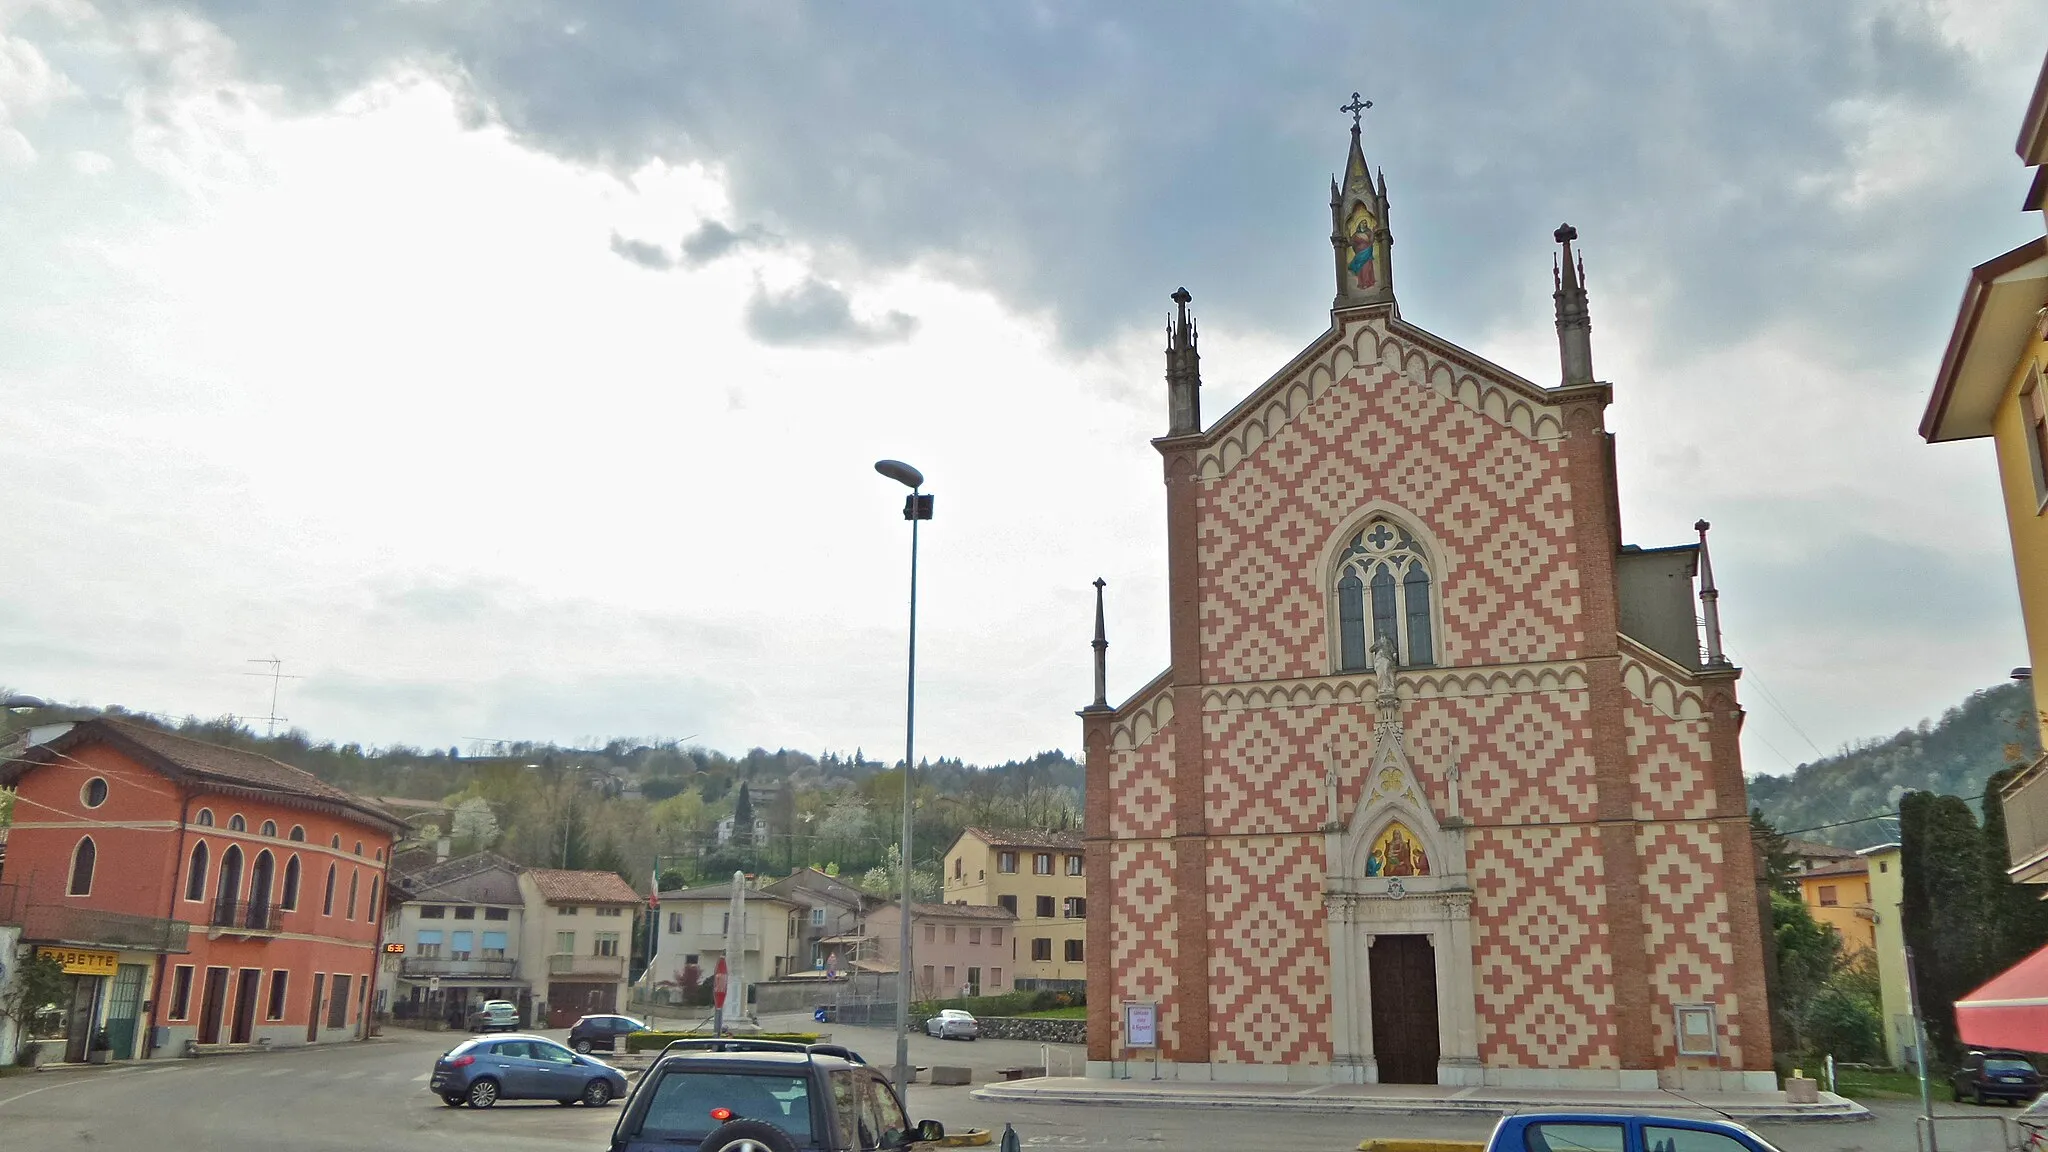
[[431, 1034, 630, 1109]]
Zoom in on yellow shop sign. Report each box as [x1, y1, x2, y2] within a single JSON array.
[[37, 947, 118, 977]]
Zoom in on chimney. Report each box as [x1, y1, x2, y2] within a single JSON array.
[[1696, 519, 1727, 667]]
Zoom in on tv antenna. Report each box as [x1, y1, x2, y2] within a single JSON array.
[[243, 657, 303, 737]]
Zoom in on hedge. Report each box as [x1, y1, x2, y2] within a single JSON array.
[[910, 989, 1081, 1020], [625, 1030, 823, 1053]]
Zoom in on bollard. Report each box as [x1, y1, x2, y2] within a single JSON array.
[[1001, 1124, 1020, 1152]]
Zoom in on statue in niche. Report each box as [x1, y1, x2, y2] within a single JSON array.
[[1370, 633, 1399, 698]]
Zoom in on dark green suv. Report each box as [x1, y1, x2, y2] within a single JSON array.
[[609, 1040, 944, 1152]]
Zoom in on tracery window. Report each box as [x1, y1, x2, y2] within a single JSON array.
[[1336, 517, 1436, 671]]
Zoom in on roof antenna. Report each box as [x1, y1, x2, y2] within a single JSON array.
[[242, 657, 303, 738]]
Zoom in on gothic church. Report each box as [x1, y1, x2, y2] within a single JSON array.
[[1080, 113, 1773, 1090]]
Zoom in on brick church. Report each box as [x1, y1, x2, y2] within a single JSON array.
[[1079, 111, 1773, 1091]]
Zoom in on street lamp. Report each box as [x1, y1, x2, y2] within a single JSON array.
[[874, 458, 932, 1106], [2, 695, 48, 711]]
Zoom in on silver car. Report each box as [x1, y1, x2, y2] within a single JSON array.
[[925, 1009, 979, 1040]]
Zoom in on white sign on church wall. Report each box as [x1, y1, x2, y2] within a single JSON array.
[[1123, 1001, 1158, 1049]]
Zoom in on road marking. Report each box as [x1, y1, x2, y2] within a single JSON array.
[[412, 1072, 431, 1082], [332, 1070, 365, 1080], [259, 1068, 293, 1077]]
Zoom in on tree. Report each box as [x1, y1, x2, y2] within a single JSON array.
[[1979, 765, 2048, 977], [733, 783, 756, 846], [1770, 891, 1841, 1054], [449, 797, 500, 854], [861, 842, 939, 903], [1901, 790, 1995, 1063], [1750, 808, 1800, 897], [0, 950, 65, 1061]]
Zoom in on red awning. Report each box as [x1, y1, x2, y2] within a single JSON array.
[[1957, 942, 2048, 1051]]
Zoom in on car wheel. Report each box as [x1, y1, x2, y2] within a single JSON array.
[[441, 1094, 465, 1108], [582, 1079, 613, 1106], [573, 1039, 594, 1054], [467, 1079, 500, 1109], [701, 1118, 800, 1152]]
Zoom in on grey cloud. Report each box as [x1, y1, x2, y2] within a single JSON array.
[[608, 232, 674, 271], [745, 278, 917, 348], [116, 1, 2034, 365], [681, 220, 776, 266]]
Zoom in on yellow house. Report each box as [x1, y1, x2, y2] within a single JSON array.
[[1796, 858, 1875, 956], [1860, 844, 1915, 1069], [1921, 51, 2048, 886], [941, 827, 1086, 991]]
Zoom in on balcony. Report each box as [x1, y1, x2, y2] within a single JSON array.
[[206, 899, 283, 940], [0, 884, 192, 952], [2004, 752, 2048, 884], [548, 952, 627, 979], [400, 956, 518, 980]]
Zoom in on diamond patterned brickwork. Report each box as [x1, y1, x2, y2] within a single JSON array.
[[1207, 837, 1330, 1065], [1195, 350, 1580, 685], [1109, 841, 1180, 1052], [1624, 692, 1717, 822], [1204, 707, 1372, 834], [1637, 823, 1741, 1066], [1109, 728, 1175, 840], [1400, 692, 1597, 825], [1471, 824, 1618, 1067]]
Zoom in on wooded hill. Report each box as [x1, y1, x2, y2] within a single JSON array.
[[1746, 680, 2040, 848]]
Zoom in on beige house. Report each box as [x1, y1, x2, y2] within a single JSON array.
[[866, 902, 1017, 1000], [654, 881, 803, 992], [942, 827, 1086, 991], [516, 868, 641, 1027]]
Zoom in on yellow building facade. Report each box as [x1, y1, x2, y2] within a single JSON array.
[[1922, 52, 2048, 886], [941, 827, 1087, 991], [1859, 845, 1914, 1069], [1796, 860, 1875, 956]]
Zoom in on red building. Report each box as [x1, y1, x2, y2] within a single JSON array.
[[0, 719, 405, 1061]]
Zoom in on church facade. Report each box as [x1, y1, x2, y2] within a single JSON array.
[[1080, 118, 1774, 1091]]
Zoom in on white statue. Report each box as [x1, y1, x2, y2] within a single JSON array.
[[1370, 634, 1399, 698]]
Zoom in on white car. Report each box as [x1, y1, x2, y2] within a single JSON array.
[[925, 1009, 979, 1040]]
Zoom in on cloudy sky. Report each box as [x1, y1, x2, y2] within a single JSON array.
[[3, 1, 2045, 778]]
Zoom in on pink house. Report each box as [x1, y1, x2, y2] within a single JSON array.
[[865, 902, 1017, 1000]]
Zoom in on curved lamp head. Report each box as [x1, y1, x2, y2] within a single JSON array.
[[2, 694, 48, 710], [874, 460, 924, 489]]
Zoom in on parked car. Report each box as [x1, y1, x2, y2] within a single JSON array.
[[468, 999, 520, 1033], [925, 1009, 978, 1040], [430, 1034, 629, 1109], [1953, 1049, 2044, 1105], [570, 1014, 651, 1054], [1487, 1113, 1786, 1152], [607, 1040, 943, 1152]]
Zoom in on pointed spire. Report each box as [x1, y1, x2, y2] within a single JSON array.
[[1552, 223, 1594, 386], [1165, 287, 1202, 436], [1331, 94, 1394, 310], [1695, 519, 1727, 667], [1090, 577, 1109, 710]]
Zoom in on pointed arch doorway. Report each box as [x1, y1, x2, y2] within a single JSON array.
[[1368, 934, 1440, 1084]]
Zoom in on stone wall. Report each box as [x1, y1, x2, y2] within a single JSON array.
[[976, 1016, 1086, 1045]]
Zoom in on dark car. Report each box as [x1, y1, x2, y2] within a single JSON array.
[[569, 1013, 651, 1054], [608, 1040, 940, 1152], [430, 1034, 630, 1109], [1954, 1049, 2044, 1105]]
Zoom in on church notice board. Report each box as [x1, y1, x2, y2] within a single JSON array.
[[1123, 1001, 1158, 1049]]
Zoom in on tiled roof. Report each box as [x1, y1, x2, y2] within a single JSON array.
[[1783, 837, 1858, 859], [1801, 859, 1870, 880], [657, 882, 795, 906], [527, 868, 642, 905], [877, 901, 1018, 922], [398, 852, 526, 902], [3, 718, 407, 834], [958, 826, 1085, 852]]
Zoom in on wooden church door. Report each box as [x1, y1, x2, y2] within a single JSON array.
[[1369, 934, 1440, 1084]]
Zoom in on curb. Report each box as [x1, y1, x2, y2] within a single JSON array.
[[967, 1084, 1872, 1124], [938, 1128, 993, 1146]]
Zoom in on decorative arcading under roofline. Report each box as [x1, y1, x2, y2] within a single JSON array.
[[1195, 318, 1568, 481], [1617, 644, 1707, 722], [1201, 662, 1588, 713], [1109, 682, 1176, 751]]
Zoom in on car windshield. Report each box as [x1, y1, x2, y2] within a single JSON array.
[[443, 1040, 480, 1058], [1988, 1058, 2037, 1073], [636, 1071, 813, 1143]]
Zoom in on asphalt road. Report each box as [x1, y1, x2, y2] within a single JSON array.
[[0, 1027, 2020, 1152]]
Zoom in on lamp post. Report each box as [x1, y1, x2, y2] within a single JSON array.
[[874, 458, 932, 1106]]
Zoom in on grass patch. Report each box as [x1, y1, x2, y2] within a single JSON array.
[[1017, 1006, 1087, 1020], [1830, 1066, 1929, 1101]]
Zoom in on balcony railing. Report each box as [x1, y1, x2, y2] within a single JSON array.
[[209, 899, 283, 936], [400, 956, 518, 979], [0, 884, 192, 953], [2004, 752, 2048, 884], [548, 952, 627, 978]]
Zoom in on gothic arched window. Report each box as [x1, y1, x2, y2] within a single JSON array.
[[1335, 517, 1436, 671]]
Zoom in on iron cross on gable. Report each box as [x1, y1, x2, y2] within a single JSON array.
[[1342, 92, 1372, 130]]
